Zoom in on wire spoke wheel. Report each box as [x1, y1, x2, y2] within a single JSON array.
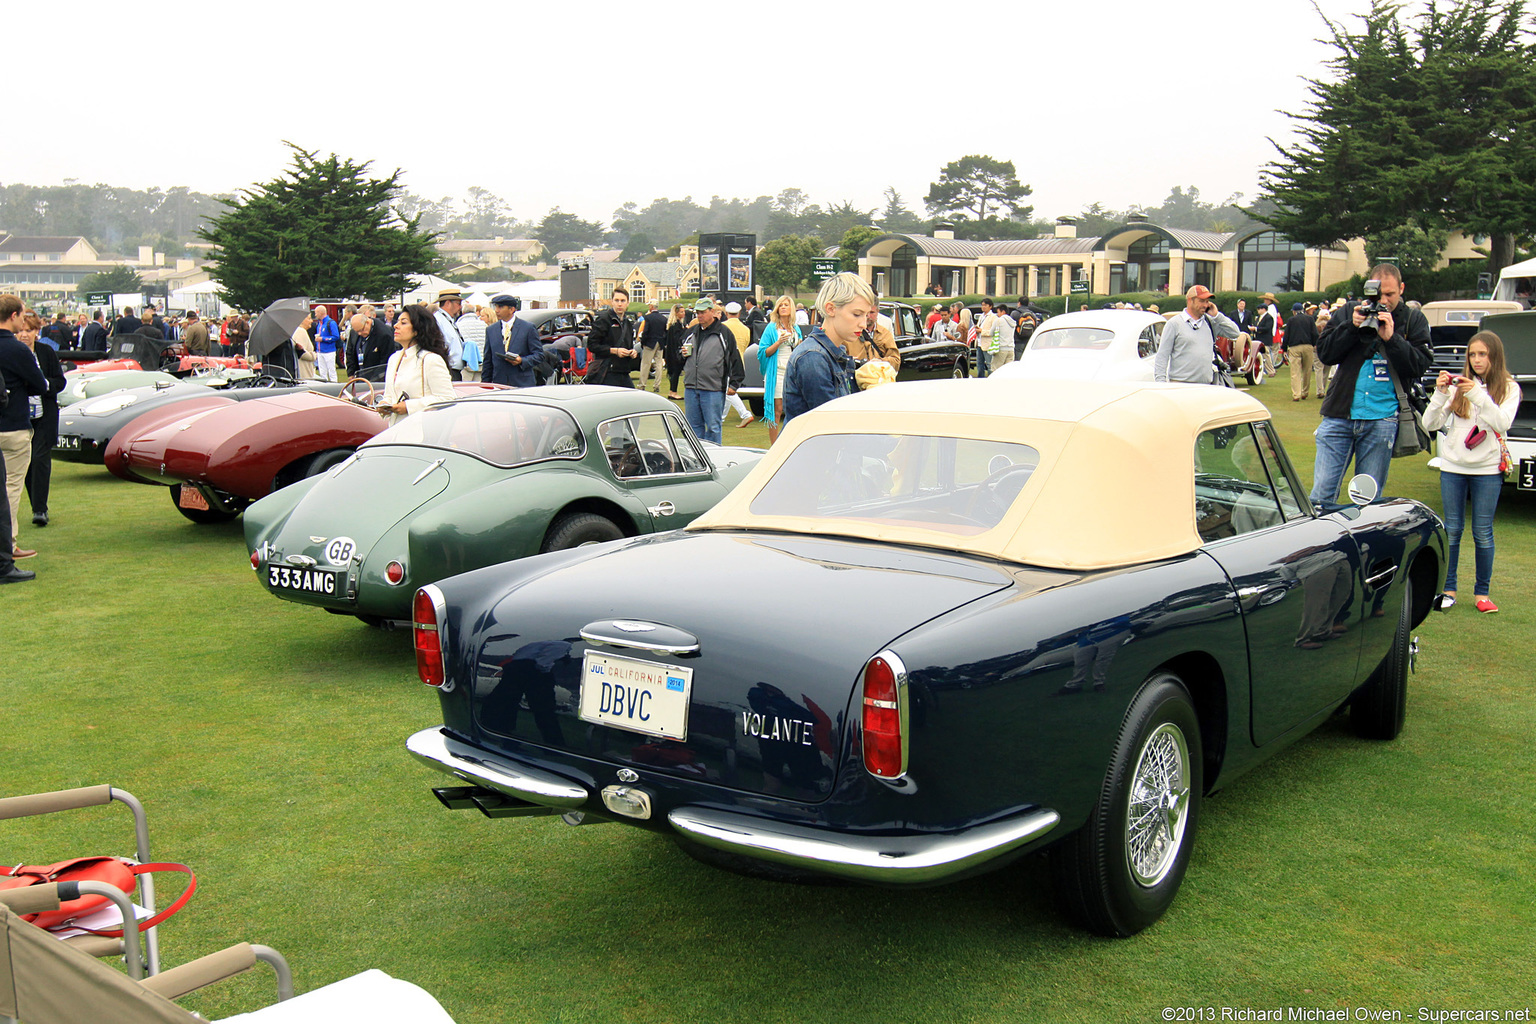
[[1125, 723, 1191, 887]]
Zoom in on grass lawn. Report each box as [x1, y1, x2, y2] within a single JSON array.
[[3, 377, 1533, 1023]]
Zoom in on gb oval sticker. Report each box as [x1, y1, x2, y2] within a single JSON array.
[[323, 537, 357, 566]]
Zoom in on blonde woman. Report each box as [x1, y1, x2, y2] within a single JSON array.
[[663, 304, 688, 399], [757, 294, 801, 442], [783, 273, 870, 424]]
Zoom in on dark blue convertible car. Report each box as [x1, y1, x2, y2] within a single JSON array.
[[406, 378, 1444, 935]]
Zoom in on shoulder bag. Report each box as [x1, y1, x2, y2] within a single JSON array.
[[1, 856, 196, 935]]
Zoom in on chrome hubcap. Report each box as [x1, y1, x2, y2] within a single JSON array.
[[1126, 722, 1191, 886]]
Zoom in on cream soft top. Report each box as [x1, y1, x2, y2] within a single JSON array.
[[687, 378, 1269, 570]]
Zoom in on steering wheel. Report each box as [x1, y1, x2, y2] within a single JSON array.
[[965, 462, 1034, 522], [251, 374, 282, 389], [638, 438, 676, 474], [338, 377, 376, 406]]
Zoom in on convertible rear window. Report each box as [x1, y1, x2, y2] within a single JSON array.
[[365, 401, 584, 467], [748, 433, 1040, 533], [1030, 327, 1115, 351]]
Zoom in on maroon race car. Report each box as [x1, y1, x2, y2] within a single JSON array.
[[105, 380, 505, 523]]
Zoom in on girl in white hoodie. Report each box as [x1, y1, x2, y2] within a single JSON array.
[[1421, 330, 1521, 612]]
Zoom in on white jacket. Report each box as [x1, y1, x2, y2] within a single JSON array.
[[1421, 376, 1521, 475], [382, 345, 455, 426]]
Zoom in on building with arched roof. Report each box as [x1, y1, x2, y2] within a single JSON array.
[[857, 216, 1375, 299]]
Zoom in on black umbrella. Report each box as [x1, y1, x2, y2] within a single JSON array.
[[247, 297, 312, 365]]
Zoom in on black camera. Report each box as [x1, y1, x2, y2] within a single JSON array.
[[1356, 279, 1387, 332]]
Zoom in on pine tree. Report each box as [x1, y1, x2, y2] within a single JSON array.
[[199, 143, 440, 310], [1259, 0, 1536, 274]]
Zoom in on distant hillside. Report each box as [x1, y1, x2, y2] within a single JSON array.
[[0, 181, 231, 258]]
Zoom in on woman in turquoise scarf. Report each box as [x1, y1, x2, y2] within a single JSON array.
[[757, 294, 802, 443]]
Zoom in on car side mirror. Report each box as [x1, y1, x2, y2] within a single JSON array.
[[1346, 474, 1378, 505]]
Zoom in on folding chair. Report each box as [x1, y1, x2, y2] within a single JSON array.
[[1, 885, 454, 1024], [0, 785, 169, 975]]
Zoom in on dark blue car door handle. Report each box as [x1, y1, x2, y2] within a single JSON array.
[[1365, 560, 1397, 590]]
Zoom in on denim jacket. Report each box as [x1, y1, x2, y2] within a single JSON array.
[[783, 328, 856, 424]]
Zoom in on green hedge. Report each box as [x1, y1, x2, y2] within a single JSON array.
[[887, 290, 1332, 317]]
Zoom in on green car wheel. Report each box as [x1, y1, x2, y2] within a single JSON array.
[[542, 512, 623, 552]]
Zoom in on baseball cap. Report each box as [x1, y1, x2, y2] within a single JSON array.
[[724, 301, 741, 313], [1292, 302, 1305, 311], [692, 298, 714, 311]]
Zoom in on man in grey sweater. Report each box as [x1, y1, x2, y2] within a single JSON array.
[[1154, 284, 1240, 384]]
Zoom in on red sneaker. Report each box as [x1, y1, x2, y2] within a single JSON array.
[[1475, 597, 1498, 614]]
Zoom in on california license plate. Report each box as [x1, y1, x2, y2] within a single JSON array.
[[578, 651, 692, 740], [266, 563, 343, 596]]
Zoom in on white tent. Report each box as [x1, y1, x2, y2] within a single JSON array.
[[169, 280, 229, 318], [1493, 256, 1536, 303], [400, 274, 464, 305], [467, 280, 562, 309]]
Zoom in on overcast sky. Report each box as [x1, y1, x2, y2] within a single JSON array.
[[13, 0, 1376, 228]]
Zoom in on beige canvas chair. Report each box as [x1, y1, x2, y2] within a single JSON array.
[[0, 785, 170, 974], [1, 885, 455, 1024]]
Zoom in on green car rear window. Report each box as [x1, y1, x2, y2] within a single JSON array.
[[366, 401, 585, 467]]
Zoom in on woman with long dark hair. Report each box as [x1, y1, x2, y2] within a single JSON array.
[[1422, 330, 1521, 612], [380, 304, 456, 426]]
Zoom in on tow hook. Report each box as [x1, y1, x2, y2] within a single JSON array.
[[1408, 635, 1419, 673]]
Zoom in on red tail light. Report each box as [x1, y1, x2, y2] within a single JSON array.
[[413, 587, 446, 687], [250, 550, 260, 571], [385, 560, 406, 585], [861, 652, 908, 778]]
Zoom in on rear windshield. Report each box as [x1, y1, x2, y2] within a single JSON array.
[[1029, 326, 1115, 351], [365, 400, 584, 467], [748, 433, 1040, 534]]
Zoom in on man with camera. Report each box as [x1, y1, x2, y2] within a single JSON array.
[[1310, 263, 1431, 505]]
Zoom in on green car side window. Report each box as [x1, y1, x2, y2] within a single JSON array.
[[367, 400, 585, 467]]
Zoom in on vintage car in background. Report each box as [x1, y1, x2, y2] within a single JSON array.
[[59, 369, 183, 408], [736, 301, 969, 416], [246, 386, 763, 624], [990, 309, 1166, 383], [107, 381, 503, 523], [406, 378, 1444, 936], [56, 378, 347, 466], [1417, 299, 1524, 390], [67, 331, 249, 376]]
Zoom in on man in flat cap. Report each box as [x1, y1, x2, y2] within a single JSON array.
[[484, 294, 542, 387]]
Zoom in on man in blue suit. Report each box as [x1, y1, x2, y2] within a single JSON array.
[[484, 295, 542, 387]]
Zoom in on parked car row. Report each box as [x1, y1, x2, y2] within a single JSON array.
[[55, 314, 1453, 939]]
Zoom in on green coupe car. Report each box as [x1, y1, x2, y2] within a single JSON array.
[[245, 386, 765, 623]]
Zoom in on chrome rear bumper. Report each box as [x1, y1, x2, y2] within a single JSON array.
[[669, 806, 1060, 884], [407, 728, 588, 808], [407, 727, 1060, 884]]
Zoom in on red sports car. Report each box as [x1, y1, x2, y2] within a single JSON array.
[[107, 381, 505, 523]]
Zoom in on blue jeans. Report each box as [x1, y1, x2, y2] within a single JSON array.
[[1440, 470, 1503, 595], [1309, 417, 1398, 504], [686, 388, 724, 444]]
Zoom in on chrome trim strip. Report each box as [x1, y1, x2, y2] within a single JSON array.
[[411, 458, 445, 486], [668, 806, 1061, 885], [579, 628, 700, 655], [406, 727, 588, 808]]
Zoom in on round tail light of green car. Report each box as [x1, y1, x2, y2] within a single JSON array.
[[250, 550, 260, 571], [414, 586, 447, 687], [861, 651, 909, 779], [385, 560, 406, 586]]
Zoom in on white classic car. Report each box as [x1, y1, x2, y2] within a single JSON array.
[[990, 310, 1166, 383]]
